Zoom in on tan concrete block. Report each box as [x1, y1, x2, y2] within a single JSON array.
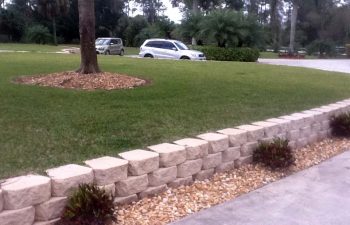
[[196, 133, 229, 153], [251, 121, 281, 138], [297, 138, 308, 149], [311, 122, 322, 133], [2, 175, 51, 210], [35, 197, 67, 221], [300, 126, 312, 137], [84, 156, 128, 185], [174, 138, 208, 160], [215, 161, 234, 173], [235, 156, 253, 168], [308, 134, 318, 145], [302, 110, 328, 122], [115, 175, 148, 197], [148, 166, 177, 186], [193, 169, 214, 181], [138, 185, 167, 199], [236, 125, 264, 142], [222, 147, 240, 163], [241, 142, 258, 157], [114, 194, 138, 205], [217, 128, 248, 147], [321, 120, 330, 130], [288, 141, 297, 150], [0, 190, 3, 212], [148, 143, 186, 167], [98, 183, 116, 197], [290, 113, 315, 126], [119, 149, 159, 175], [287, 130, 300, 141], [168, 176, 193, 188], [33, 218, 60, 225], [266, 118, 290, 133], [279, 115, 304, 130], [318, 130, 329, 140], [202, 153, 222, 170], [46, 164, 94, 197], [0, 206, 35, 225], [177, 159, 202, 178]]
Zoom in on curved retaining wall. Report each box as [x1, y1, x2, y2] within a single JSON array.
[[1, 99, 350, 225]]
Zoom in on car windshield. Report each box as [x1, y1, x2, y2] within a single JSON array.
[[95, 39, 110, 45], [174, 41, 189, 50]]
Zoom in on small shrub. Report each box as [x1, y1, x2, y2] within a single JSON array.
[[192, 46, 259, 62], [253, 138, 295, 170], [330, 112, 350, 137], [25, 25, 52, 44], [58, 184, 116, 225]]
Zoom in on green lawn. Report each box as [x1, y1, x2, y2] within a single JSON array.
[[1, 50, 350, 178]]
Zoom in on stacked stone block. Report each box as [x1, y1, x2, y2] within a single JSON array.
[[1, 99, 350, 224]]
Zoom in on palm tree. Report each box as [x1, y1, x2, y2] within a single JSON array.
[[181, 12, 203, 45], [201, 10, 248, 47], [270, 0, 280, 52], [37, 0, 69, 45], [76, 0, 100, 74], [289, 0, 300, 53]]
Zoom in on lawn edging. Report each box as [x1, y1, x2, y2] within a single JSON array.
[[1, 99, 350, 224]]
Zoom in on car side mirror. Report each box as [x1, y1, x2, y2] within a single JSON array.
[[172, 47, 178, 51]]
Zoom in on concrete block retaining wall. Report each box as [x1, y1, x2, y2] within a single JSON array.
[[1, 99, 350, 225]]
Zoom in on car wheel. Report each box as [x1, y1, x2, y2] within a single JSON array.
[[105, 50, 110, 55], [180, 56, 190, 60], [119, 49, 124, 56], [144, 54, 154, 58]]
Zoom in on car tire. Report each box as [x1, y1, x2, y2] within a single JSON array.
[[105, 50, 110, 55], [180, 56, 190, 60], [119, 49, 124, 56], [144, 54, 154, 58]]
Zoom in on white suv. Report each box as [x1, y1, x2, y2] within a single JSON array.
[[139, 39, 206, 60]]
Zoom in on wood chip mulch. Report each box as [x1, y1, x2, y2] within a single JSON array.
[[15, 71, 147, 90], [116, 138, 350, 225]]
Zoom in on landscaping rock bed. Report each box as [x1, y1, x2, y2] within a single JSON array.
[[116, 138, 350, 225], [15, 72, 147, 90]]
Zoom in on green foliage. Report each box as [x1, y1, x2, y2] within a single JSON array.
[[125, 15, 148, 47], [306, 40, 336, 57], [253, 138, 295, 170], [59, 184, 116, 225], [330, 113, 350, 137], [180, 12, 204, 42], [25, 25, 52, 44], [193, 46, 259, 62]]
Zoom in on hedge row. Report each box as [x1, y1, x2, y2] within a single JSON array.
[[346, 44, 350, 58], [193, 46, 260, 62]]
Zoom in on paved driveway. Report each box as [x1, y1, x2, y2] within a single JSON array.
[[171, 151, 350, 225], [259, 59, 350, 74]]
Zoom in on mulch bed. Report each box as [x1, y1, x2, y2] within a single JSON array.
[[15, 71, 147, 90], [116, 138, 350, 225]]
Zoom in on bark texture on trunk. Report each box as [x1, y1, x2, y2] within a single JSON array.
[[52, 17, 57, 46], [191, 0, 199, 46], [76, 0, 100, 74], [270, 0, 280, 52], [289, 1, 298, 53]]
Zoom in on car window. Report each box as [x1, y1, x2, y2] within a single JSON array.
[[95, 39, 109, 45], [174, 41, 189, 50], [111, 39, 118, 45], [145, 41, 163, 48], [162, 41, 176, 50]]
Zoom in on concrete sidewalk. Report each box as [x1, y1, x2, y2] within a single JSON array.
[[259, 59, 350, 74], [171, 151, 350, 225]]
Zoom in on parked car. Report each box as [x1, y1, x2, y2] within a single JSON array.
[[95, 37, 124, 56], [139, 39, 206, 60]]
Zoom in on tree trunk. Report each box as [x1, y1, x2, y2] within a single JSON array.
[[52, 16, 57, 46], [289, 1, 298, 53], [76, 0, 100, 74], [191, 0, 199, 46], [270, 0, 280, 53]]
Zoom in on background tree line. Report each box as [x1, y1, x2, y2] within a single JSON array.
[[0, 0, 349, 54]]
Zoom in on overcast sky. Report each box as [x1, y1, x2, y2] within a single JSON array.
[[130, 0, 184, 23]]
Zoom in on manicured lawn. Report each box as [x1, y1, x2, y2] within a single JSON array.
[[1, 50, 350, 178]]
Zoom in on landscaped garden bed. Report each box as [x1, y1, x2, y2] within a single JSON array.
[[116, 138, 350, 225]]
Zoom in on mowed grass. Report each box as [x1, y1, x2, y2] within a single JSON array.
[[1, 51, 350, 178]]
